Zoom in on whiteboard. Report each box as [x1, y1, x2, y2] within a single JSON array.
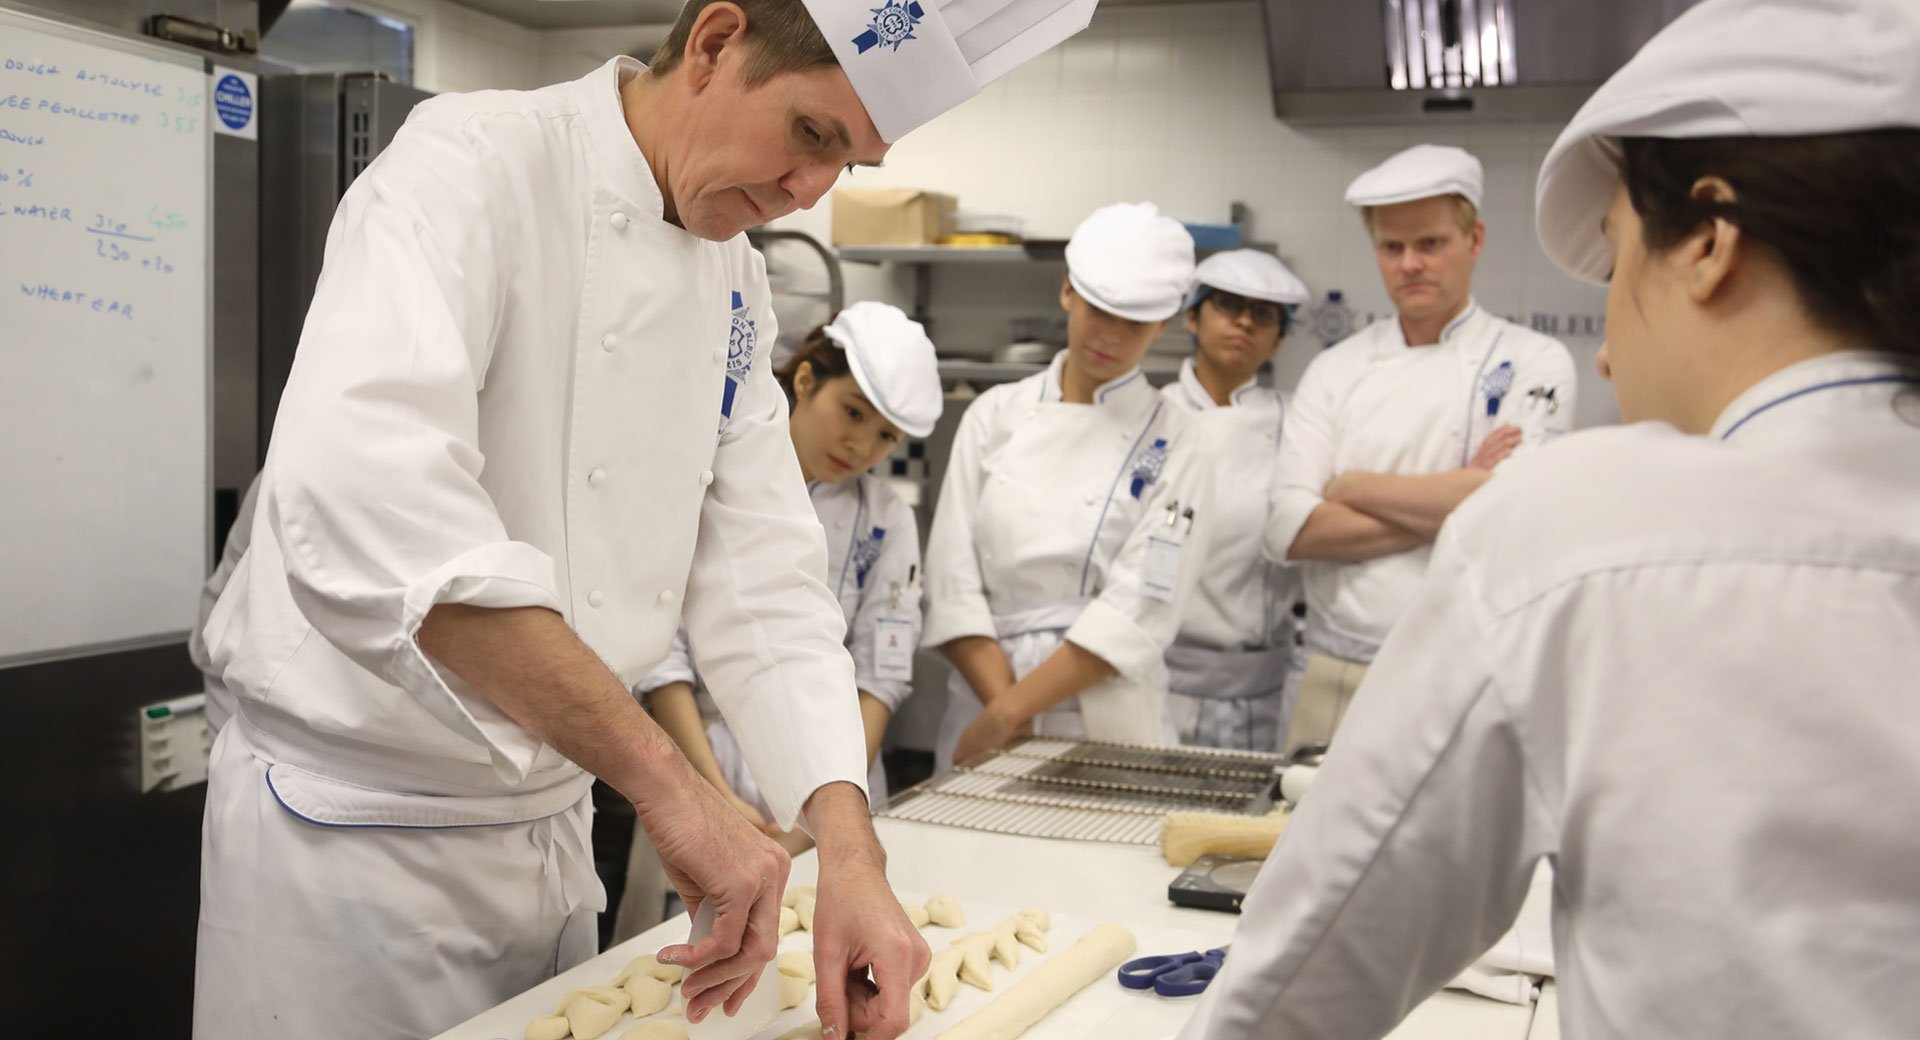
[[0, 6, 211, 666]]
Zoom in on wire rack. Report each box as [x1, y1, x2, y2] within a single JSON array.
[[878, 737, 1284, 846]]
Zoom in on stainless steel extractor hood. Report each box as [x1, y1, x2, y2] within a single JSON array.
[[1260, 0, 1703, 124]]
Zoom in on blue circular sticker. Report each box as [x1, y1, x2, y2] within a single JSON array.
[[213, 73, 251, 131]]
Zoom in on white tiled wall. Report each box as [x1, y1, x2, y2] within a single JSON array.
[[761, 1, 1619, 427]]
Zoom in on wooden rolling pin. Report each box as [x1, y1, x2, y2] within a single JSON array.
[[1160, 809, 1289, 867]]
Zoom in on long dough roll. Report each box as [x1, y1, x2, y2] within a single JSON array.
[[936, 923, 1137, 1040]]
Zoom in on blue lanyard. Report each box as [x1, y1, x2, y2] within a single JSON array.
[[1718, 375, 1916, 440]]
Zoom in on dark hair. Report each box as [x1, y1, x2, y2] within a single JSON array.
[[650, 0, 839, 86], [1620, 131, 1920, 368], [772, 322, 852, 405]]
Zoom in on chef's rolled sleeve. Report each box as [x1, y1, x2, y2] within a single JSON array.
[[267, 114, 564, 784], [682, 303, 869, 830]]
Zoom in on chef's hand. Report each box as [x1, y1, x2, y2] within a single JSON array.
[[721, 786, 770, 832], [645, 768, 790, 1024], [954, 699, 1028, 765], [807, 782, 930, 1040], [1469, 424, 1524, 470]]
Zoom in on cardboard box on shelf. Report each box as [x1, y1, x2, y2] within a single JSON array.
[[831, 188, 958, 246]]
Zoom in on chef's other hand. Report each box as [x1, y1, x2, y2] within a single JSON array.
[[1469, 424, 1524, 470], [808, 783, 931, 1040], [953, 699, 1026, 765], [645, 769, 789, 1024]]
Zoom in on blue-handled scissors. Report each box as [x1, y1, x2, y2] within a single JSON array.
[[1117, 946, 1228, 997]]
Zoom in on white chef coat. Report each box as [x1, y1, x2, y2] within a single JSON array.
[[1181, 351, 1920, 1040], [194, 57, 867, 1040], [922, 355, 1214, 771], [1159, 358, 1299, 750], [641, 471, 920, 809], [1267, 300, 1576, 661], [187, 474, 259, 733]]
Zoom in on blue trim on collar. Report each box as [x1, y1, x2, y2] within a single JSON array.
[[1095, 368, 1145, 404], [1719, 375, 1916, 441], [1079, 401, 1165, 597], [1442, 301, 1481, 341]]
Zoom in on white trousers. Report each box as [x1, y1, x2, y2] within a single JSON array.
[[192, 720, 601, 1040]]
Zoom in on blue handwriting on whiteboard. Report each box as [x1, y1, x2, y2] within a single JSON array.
[[18, 282, 136, 320], [0, 167, 34, 187], [2, 58, 61, 77], [147, 205, 187, 232], [90, 211, 155, 241], [0, 127, 46, 147], [5, 201, 71, 222], [72, 68, 167, 98], [0, 95, 140, 126], [93, 237, 176, 274]]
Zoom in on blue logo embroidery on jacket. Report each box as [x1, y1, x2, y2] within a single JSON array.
[[1481, 360, 1515, 418], [719, 290, 756, 435], [854, 0, 923, 53], [850, 526, 887, 589], [1129, 438, 1169, 499]]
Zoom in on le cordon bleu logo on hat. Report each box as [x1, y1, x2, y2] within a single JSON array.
[[854, 0, 925, 53]]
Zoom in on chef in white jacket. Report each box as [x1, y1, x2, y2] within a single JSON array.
[[191, 0, 1097, 1036], [1181, 0, 1920, 1035], [1269, 144, 1577, 752], [639, 303, 939, 837], [925, 202, 1215, 770], [1161, 251, 1310, 751]]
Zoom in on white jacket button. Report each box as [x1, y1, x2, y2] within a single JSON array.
[[699, 470, 714, 487], [600, 333, 616, 352], [587, 590, 605, 608], [658, 589, 676, 606], [712, 348, 726, 363], [610, 211, 630, 231], [588, 468, 606, 487]]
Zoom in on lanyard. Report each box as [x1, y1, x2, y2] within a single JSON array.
[[1718, 375, 1916, 441]]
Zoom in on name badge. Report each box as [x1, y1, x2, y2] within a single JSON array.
[[1142, 535, 1183, 603], [874, 617, 914, 681]]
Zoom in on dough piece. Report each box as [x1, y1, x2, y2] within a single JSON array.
[[613, 953, 686, 987], [779, 906, 801, 936], [909, 976, 928, 1026], [794, 892, 818, 932], [776, 949, 817, 984], [619, 1022, 689, 1040], [775, 1023, 825, 1040], [1013, 918, 1047, 954], [925, 947, 965, 1010], [924, 894, 965, 928], [525, 1015, 570, 1040], [1014, 908, 1049, 933], [954, 932, 997, 990], [559, 986, 632, 1040], [901, 900, 932, 928], [624, 973, 673, 1019], [781, 884, 817, 909], [778, 970, 813, 1010], [935, 923, 1138, 1040]]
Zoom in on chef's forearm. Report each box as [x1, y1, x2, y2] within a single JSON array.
[[803, 780, 889, 870], [1325, 470, 1490, 539], [995, 641, 1115, 725], [646, 681, 729, 789], [417, 603, 694, 805], [1286, 500, 1430, 562], [942, 636, 1017, 705]]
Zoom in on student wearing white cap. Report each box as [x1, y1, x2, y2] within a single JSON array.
[[1268, 143, 1577, 753], [1179, 0, 1920, 1036], [1160, 251, 1310, 751], [192, 0, 1095, 1035], [924, 203, 1215, 769], [639, 302, 938, 833]]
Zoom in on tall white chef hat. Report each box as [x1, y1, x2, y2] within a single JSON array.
[[1186, 250, 1311, 312], [801, 0, 1099, 143], [1344, 144, 1485, 210], [821, 301, 944, 437], [1536, 0, 1920, 285], [1065, 202, 1196, 323]]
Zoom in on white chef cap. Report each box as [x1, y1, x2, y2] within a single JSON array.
[[802, 0, 1098, 143], [1065, 202, 1197, 323], [1345, 144, 1485, 210], [822, 301, 944, 437], [1186, 250, 1311, 310], [1536, 0, 1920, 285]]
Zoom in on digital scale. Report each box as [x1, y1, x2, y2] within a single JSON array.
[[1167, 854, 1266, 914]]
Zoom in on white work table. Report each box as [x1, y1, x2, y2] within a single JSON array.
[[437, 818, 1550, 1040]]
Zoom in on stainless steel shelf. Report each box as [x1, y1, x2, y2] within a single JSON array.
[[837, 245, 1048, 264]]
